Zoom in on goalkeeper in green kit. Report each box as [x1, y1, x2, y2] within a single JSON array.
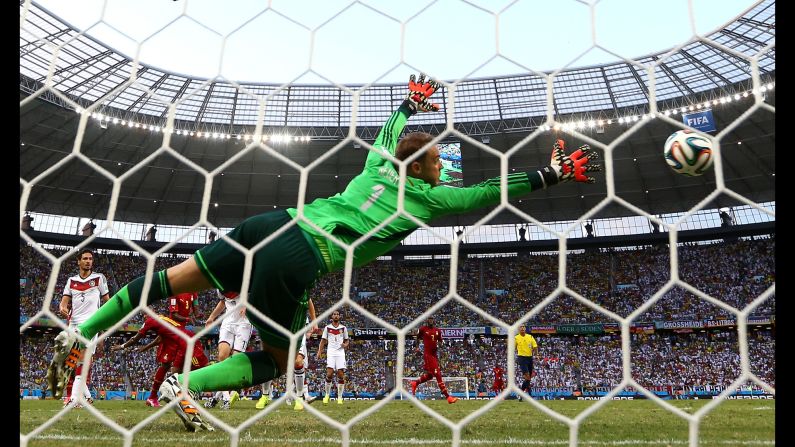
[[47, 73, 601, 431]]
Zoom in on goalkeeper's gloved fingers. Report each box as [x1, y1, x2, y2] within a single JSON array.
[[552, 139, 567, 164], [409, 73, 440, 98], [569, 144, 595, 161], [572, 145, 602, 183], [416, 97, 440, 112], [575, 164, 602, 183], [424, 78, 440, 97], [408, 91, 425, 104]]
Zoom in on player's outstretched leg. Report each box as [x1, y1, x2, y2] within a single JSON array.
[[47, 329, 82, 400], [434, 372, 458, 404], [158, 374, 215, 432]]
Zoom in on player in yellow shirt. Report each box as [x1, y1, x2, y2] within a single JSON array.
[[514, 325, 538, 393]]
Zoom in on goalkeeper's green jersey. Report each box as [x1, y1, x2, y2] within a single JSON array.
[[286, 103, 535, 272]]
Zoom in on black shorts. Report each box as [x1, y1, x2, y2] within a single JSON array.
[[193, 210, 325, 349], [518, 355, 534, 375]]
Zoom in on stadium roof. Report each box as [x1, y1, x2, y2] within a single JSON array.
[[20, 1, 775, 228]]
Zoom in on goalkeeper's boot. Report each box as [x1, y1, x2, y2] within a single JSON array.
[[410, 381, 418, 396], [322, 394, 330, 404], [229, 391, 240, 408], [255, 395, 270, 409], [47, 329, 82, 400], [446, 395, 459, 404], [158, 374, 215, 432], [293, 396, 304, 411]]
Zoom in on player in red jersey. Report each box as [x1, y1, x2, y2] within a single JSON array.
[[410, 317, 457, 404], [112, 314, 209, 407], [492, 366, 505, 394], [169, 292, 201, 327]]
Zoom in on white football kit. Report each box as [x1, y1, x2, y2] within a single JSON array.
[[218, 292, 253, 352], [63, 272, 108, 352], [322, 323, 349, 370]]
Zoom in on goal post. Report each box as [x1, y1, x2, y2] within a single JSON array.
[[401, 376, 469, 400]]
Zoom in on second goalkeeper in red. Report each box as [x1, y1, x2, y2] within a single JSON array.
[[411, 317, 458, 404]]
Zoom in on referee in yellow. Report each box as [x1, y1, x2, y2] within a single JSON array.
[[515, 325, 538, 393]]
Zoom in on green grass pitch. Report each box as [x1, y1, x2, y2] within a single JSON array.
[[21, 398, 774, 447]]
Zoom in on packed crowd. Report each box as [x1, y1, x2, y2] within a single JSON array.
[[20, 329, 775, 395], [20, 238, 774, 327], [314, 238, 775, 327], [19, 237, 775, 395]]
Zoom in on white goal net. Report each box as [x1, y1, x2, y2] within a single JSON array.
[[19, 1, 775, 447]]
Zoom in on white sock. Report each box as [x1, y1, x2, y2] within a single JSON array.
[[337, 383, 344, 399], [73, 375, 84, 400], [295, 369, 305, 398], [325, 381, 332, 397], [214, 391, 223, 400], [222, 390, 230, 401], [262, 380, 272, 397]]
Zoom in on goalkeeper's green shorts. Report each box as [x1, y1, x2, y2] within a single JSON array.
[[193, 210, 326, 349]]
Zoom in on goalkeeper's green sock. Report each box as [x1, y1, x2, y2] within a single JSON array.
[[78, 271, 173, 339], [178, 351, 281, 394]]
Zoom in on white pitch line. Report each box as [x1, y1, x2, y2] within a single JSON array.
[[31, 434, 776, 446]]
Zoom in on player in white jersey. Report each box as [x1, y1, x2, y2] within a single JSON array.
[[57, 248, 110, 407], [317, 310, 349, 404], [258, 298, 319, 411], [203, 290, 253, 409]]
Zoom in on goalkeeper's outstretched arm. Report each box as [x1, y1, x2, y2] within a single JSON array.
[[364, 73, 442, 170], [426, 139, 602, 217]]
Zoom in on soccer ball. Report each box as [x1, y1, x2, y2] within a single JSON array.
[[663, 129, 714, 176]]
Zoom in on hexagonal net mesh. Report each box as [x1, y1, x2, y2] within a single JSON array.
[[20, 1, 774, 447]]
